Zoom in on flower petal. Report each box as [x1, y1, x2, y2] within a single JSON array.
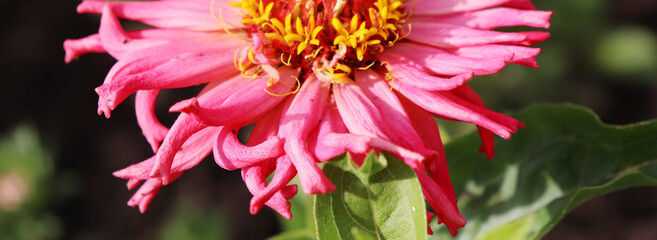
[[408, 23, 533, 48], [411, 8, 551, 30], [411, 0, 533, 15], [278, 75, 335, 194], [63, 34, 105, 63], [378, 52, 473, 91], [135, 90, 169, 153], [399, 95, 457, 207], [415, 170, 466, 236], [95, 36, 247, 117], [388, 43, 509, 76], [114, 126, 219, 180], [393, 82, 522, 139], [213, 126, 284, 170], [450, 44, 542, 68], [249, 156, 298, 217], [77, 0, 242, 31], [172, 67, 300, 126], [148, 114, 208, 184]]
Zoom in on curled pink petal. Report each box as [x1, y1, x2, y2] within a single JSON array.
[[63, 34, 105, 63], [114, 126, 219, 181], [95, 37, 247, 118], [278, 75, 335, 194], [213, 126, 284, 170], [149, 114, 207, 184], [135, 90, 169, 153], [249, 156, 298, 216]]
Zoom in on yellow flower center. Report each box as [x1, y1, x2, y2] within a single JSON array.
[[229, 0, 411, 84]]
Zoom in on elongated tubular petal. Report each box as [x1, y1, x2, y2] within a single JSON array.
[[378, 53, 473, 91], [128, 172, 181, 213], [408, 23, 534, 48], [64, 34, 105, 63], [450, 44, 542, 68], [411, 0, 533, 15], [415, 170, 466, 236], [213, 126, 284, 170], [240, 104, 296, 218], [95, 38, 247, 117], [172, 67, 300, 126], [77, 0, 242, 31], [149, 114, 207, 184], [99, 5, 168, 60], [393, 82, 521, 139], [411, 8, 552, 30], [250, 156, 298, 216], [278, 75, 335, 194], [387, 43, 509, 76], [136, 90, 169, 153], [114, 126, 220, 180], [398, 95, 457, 207]]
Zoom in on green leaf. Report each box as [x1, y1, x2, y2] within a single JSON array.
[[315, 152, 427, 240], [432, 104, 657, 239]]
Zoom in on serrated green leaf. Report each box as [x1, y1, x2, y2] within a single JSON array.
[[315, 153, 427, 240], [432, 104, 657, 239]]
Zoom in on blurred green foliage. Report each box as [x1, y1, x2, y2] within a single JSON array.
[[0, 125, 61, 239], [159, 198, 229, 240]]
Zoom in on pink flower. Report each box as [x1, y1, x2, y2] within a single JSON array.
[[65, 0, 550, 235]]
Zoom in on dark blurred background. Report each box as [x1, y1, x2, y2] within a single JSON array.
[[0, 0, 656, 239]]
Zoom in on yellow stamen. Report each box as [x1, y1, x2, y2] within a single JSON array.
[[264, 76, 301, 97]]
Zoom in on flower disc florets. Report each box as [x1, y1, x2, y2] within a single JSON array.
[[230, 0, 410, 84]]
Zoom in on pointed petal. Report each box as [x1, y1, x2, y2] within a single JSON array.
[[408, 23, 532, 48], [388, 43, 509, 76], [411, 8, 552, 30], [415, 170, 466, 236], [393, 82, 522, 139]]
